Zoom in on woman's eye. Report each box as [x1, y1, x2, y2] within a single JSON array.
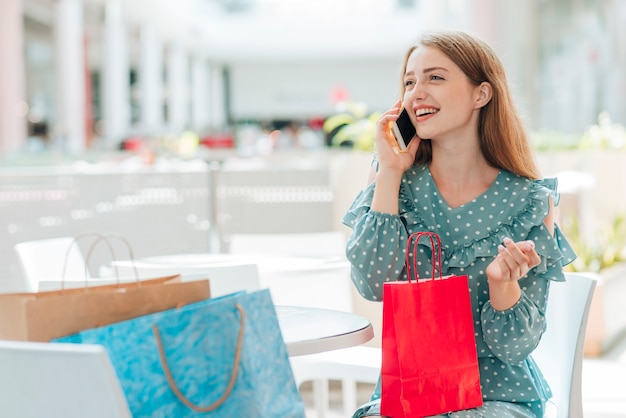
[[430, 74, 444, 81], [404, 80, 415, 87]]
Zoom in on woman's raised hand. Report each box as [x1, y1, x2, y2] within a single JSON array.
[[486, 238, 541, 283], [375, 101, 420, 174]]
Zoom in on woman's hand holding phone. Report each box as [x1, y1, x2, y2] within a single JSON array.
[[375, 101, 420, 174], [392, 107, 417, 151], [369, 102, 420, 212]]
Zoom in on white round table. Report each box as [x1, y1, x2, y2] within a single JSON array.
[[276, 305, 374, 356]]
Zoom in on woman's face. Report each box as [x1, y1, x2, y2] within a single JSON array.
[[403, 46, 483, 142]]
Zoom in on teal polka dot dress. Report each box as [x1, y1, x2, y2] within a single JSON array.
[[343, 165, 577, 418]]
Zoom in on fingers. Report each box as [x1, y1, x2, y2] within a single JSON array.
[[496, 238, 540, 281], [376, 104, 402, 131], [526, 242, 541, 267], [375, 103, 412, 163], [406, 133, 421, 155]]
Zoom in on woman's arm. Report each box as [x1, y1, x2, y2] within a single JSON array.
[[343, 105, 422, 300], [486, 198, 554, 310], [481, 198, 557, 364], [369, 103, 420, 215]]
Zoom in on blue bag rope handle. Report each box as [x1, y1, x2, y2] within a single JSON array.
[[406, 231, 443, 283], [152, 303, 246, 412]]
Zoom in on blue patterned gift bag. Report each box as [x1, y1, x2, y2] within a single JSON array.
[[55, 289, 305, 417]]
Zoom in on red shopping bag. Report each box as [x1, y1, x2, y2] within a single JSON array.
[[381, 232, 483, 417]]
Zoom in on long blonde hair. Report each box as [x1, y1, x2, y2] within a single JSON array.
[[402, 30, 540, 179]]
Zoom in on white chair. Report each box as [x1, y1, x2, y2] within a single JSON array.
[[13, 236, 262, 297], [14, 237, 88, 292], [290, 346, 381, 417], [14, 234, 150, 292], [229, 231, 381, 417], [0, 340, 132, 418], [533, 271, 598, 418]]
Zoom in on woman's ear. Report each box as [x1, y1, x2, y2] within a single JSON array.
[[475, 82, 493, 108]]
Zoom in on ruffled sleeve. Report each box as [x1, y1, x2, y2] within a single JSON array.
[[342, 181, 376, 231], [480, 291, 547, 365], [525, 177, 576, 281], [477, 176, 577, 364], [342, 180, 423, 301], [439, 176, 576, 282]]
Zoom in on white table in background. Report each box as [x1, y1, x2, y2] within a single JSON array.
[[111, 253, 353, 311], [276, 305, 374, 356], [126, 253, 349, 276]]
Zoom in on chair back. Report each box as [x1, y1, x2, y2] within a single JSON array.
[[532, 272, 597, 418], [0, 340, 132, 417], [14, 237, 88, 292]]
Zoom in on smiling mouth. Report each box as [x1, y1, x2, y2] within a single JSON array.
[[415, 108, 439, 117]]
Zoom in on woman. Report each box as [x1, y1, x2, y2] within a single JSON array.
[[342, 30, 576, 417]]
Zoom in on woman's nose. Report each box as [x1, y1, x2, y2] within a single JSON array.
[[407, 84, 426, 103]]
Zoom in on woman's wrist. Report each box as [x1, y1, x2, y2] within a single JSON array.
[[487, 280, 522, 311], [375, 166, 404, 184], [371, 168, 404, 214]]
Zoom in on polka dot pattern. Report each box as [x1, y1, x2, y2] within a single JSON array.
[[343, 165, 578, 418], [351, 399, 537, 418]]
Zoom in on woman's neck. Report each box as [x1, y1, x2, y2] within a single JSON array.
[[429, 145, 499, 208]]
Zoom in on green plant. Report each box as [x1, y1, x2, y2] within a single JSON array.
[[530, 130, 580, 151], [323, 102, 380, 151], [532, 112, 626, 153], [578, 112, 626, 151], [563, 212, 626, 273]]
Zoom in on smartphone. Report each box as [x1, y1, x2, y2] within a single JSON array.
[[391, 107, 416, 151]]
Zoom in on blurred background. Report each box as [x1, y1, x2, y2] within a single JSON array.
[[1, 0, 625, 156], [2, 1, 626, 416], [2, 0, 626, 330]]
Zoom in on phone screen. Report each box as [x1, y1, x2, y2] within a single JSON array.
[[392, 108, 416, 151]]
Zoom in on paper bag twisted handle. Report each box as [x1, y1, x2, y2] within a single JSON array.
[[152, 303, 245, 412], [61, 232, 140, 290], [83, 233, 140, 286], [406, 231, 443, 282], [61, 232, 119, 290]]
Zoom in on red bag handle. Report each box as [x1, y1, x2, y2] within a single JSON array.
[[405, 231, 443, 283]]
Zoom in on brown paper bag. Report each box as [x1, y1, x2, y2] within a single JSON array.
[[0, 274, 211, 342]]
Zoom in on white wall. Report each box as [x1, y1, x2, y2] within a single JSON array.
[[229, 58, 404, 120]]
